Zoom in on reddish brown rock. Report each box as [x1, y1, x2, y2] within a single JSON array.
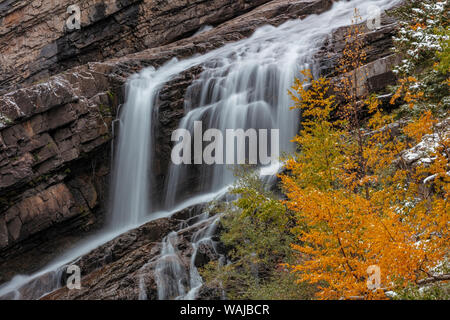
[[4, 183, 74, 244], [0, 0, 274, 94]]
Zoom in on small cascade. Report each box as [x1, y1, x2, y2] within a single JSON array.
[[181, 214, 223, 300], [0, 267, 65, 300], [138, 211, 224, 300], [154, 232, 190, 299]]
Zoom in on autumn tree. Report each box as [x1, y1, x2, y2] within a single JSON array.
[[281, 9, 449, 300], [333, 10, 375, 199]]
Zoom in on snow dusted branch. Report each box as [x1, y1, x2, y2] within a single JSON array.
[[417, 274, 450, 286]]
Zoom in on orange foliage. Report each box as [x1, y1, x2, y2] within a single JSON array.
[[281, 11, 449, 300]]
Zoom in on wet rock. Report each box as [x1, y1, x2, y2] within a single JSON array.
[[198, 282, 224, 300], [194, 240, 221, 268], [41, 205, 213, 300], [3, 183, 76, 244], [0, 0, 273, 94]]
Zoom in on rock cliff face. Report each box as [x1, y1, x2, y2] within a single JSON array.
[[0, 0, 274, 94], [0, 63, 119, 283], [0, 0, 399, 296]]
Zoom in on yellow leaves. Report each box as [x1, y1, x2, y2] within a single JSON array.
[[284, 165, 448, 298], [410, 22, 427, 31], [280, 7, 449, 299], [284, 108, 449, 298], [289, 70, 335, 122], [366, 95, 381, 114], [390, 76, 424, 108], [403, 110, 437, 142]]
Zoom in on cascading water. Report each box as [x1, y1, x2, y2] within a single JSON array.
[[0, 0, 400, 300], [182, 215, 224, 300], [163, 51, 298, 207], [162, 0, 399, 207], [108, 60, 213, 228], [137, 211, 224, 300], [108, 70, 154, 228], [154, 231, 190, 299]]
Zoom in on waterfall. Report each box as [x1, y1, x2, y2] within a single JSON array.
[[108, 60, 210, 228], [0, 0, 400, 300], [108, 69, 154, 228], [138, 212, 224, 300], [182, 215, 224, 300], [162, 0, 397, 207]]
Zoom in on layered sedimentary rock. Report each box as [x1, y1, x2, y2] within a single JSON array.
[[0, 0, 274, 94], [0, 63, 119, 283], [0, 0, 399, 291]]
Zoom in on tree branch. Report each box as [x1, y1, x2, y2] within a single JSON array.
[[417, 274, 450, 286]]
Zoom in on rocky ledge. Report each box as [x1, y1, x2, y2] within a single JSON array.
[[0, 0, 275, 94], [39, 204, 224, 300]]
